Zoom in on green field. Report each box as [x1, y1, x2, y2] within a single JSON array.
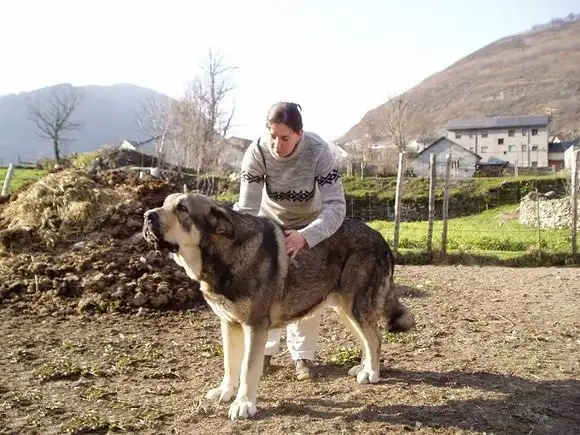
[[368, 204, 573, 254], [0, 167, 46, 194]]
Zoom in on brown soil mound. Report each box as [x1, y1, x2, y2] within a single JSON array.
[[0, 168, 204, 314]]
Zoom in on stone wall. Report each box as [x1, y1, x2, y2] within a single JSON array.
[[519, 192, 579, 229]]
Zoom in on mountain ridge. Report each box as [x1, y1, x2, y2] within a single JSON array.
[[0, 83, 172, 164], [337, 15, 580, 145]]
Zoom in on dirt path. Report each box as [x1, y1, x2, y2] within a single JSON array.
[[1, 265, 579, 434]]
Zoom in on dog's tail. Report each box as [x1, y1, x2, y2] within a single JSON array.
[[383, 248, 415, 332], [384, 291, 415, 332]]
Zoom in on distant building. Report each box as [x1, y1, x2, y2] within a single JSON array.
[[444, 115, 550, 168], [412, 137, 481, 179]]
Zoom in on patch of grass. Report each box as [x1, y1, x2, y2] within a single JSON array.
[[369, 204, 572, 253], [143, 368, 181, 379], [342, 174, 568, 201], [383, 331, 413, 344], [81, 385, 117, 400], [61, 414, 133, 434], [3, 390, 42, 409], [328, 346, 361, 368], [394, 247, 580, 267], [69, 152, 99, 170], [0, 167, 46, 193], [138, 407, 174, 422], [60, 340, 88, 354], [35, 358, 107, 382], [198, 342, 223, 357]]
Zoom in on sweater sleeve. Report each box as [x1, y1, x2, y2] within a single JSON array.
[[232, 140, 265, 216], [297, 143, 346, 248]]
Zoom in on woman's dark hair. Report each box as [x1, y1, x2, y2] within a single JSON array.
[[266, 102, 303, 133]]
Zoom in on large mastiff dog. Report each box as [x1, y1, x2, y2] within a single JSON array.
[[142, 193, 414, 420]]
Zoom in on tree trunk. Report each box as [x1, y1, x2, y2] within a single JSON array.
[[53, 139, 61, 165]]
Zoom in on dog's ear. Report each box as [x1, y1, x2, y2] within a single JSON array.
[[206, 205, 235, 239]]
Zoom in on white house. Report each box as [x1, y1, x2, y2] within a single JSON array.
[[412, 136, 481, 179]]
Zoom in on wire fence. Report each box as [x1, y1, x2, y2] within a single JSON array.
[[347, 151, 580, 264]]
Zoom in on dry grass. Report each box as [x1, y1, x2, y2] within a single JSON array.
[[0, 170, 123, 248]]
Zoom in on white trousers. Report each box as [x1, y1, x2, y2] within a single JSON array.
[[265, 311, 322, 361]]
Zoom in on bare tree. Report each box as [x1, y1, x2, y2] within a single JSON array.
[[27, 85, 83, 165], [416, 114, 438, 148], [136, 96, 173, 169], [179, 48, 237, 173], [168, 92, 205, 172], [380, 94, 411, 257], [382, 95, 410, 153]]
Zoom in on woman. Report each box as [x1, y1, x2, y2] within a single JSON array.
[[233, 102, 346, 380]]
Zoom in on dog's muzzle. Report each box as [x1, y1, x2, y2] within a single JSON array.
[[143, 210, 179, 253]]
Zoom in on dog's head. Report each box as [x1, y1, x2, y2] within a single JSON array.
[[142, 193, 235, 253]]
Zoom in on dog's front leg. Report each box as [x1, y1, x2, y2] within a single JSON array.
[[228, 321, 268, 420], [206, 320, 243, 403]]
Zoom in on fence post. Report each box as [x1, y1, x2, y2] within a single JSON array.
[[441, 154, 452, 255], [1, 163, 14, 196], [427, 154, 437, 260], [392, 151, 405, 257], [571, 149, 579, 256], [536, 188, 542, 256]]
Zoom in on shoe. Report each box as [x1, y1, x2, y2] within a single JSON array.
[[295, 359, 315, 380]]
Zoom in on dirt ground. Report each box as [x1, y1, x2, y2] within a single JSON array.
[[0, 167, 578, 434], [1, 265, 578, 435]]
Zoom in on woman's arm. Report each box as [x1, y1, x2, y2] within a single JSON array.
[[232, 140, 266, 216], [298, 143, 346, 248]]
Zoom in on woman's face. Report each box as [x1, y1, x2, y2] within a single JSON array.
[[268, 123, 302, 157]]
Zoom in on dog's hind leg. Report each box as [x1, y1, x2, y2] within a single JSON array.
[[333, 299, 381, 384], [206, 320, 243, 403], [228, 321, 269, 420]]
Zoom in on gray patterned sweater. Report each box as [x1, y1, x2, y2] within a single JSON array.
[[233, 131, 346, 248]]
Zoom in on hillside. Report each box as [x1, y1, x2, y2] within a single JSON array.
[[337, 17, 580, 144], [0, 83, 172, 164]]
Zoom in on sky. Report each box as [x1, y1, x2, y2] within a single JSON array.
[[0, 0, 578, 141]]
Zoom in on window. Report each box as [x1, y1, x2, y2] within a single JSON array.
[[508, 129, 515, 137], [531, 145, 538, 151], [531, 129, 538, 136], [522, 128, 528, 136], [455, 133, 462, 139], [469, 133, 474, 138], [498, 138, 504, 145], [481, 132, 488, 138], [508, 145, 515, 152], [481, 146, 489, 152], [531, 161, 538, 168], [521, 145, 527, 151]]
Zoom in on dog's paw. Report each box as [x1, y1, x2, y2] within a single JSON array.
[[228, 397, 257, 420], [205, 385, 236, 403], [348, 364, 363, 377], [356, 367, 380, 384]]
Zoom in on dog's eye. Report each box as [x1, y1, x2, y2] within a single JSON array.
[[176, 203, 187, 213]]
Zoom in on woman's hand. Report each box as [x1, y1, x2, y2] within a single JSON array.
[[284, 230, 307, 260]]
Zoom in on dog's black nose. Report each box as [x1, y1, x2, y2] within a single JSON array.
[[145, 210, 159, 223]]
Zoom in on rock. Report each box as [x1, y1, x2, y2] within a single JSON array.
[[520, 194, 579, 229], [72, 241, 86, 250], [150, 293, 168, 308], [133, 292, 148, 307]]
